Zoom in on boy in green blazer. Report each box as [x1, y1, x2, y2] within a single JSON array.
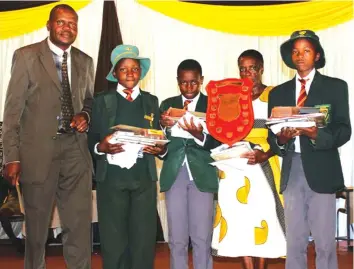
[[159, 59, 219, 269], [88, 45, 165, 269]]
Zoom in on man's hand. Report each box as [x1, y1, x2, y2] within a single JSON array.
[[178, 117, 204, 141], [71, 112, 89, 133], [3, 162, 21, 186], [143, 144, 167, 155], [97, 134, 125, 154], [295, 126, 318, 140], [240, 150, 269, 165], [160, 108, 175, 128], [276, 127, 299, 145]]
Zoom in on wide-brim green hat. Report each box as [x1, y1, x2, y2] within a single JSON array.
[[106, 44, 151, 82], [280, 30, 325, 69]]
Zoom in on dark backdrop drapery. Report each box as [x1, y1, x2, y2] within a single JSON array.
[[94, 1, 123, 93]]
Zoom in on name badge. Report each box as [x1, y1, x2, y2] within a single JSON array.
[[314, 104, 331, 124], [144, 113, 154, 127]]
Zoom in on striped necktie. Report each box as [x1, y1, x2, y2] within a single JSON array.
[[297, 78, 308, 107], [123, 89, 133, 102], [183, 100, 192, 110]]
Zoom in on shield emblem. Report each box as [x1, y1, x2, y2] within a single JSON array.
[[206, 78, 254, 146]]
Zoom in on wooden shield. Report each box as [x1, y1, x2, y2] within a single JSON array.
[[206, 78, 254, 146]]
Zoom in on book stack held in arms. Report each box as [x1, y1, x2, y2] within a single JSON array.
[[110, 124, 169, 146], [266, 106, 327, 134], [164, 108, 207, 139], [167, 107, 206, 121], [209, 142, 253, 171], [106, 125, 169, 169]]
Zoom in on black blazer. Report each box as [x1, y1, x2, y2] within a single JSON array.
[[268, 72, 351, 194]]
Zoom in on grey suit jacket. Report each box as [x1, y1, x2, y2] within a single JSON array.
[[3, 39, 94, 184]]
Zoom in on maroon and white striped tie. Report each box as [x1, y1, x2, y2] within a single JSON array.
[[123, 89, 133, 102], [297, 79, 308, 107], [183, 100, 192, 110]]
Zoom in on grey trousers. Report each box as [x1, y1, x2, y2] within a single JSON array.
[[284, 153, 337, 269], [22, 134, 92, 269], [165, 165, 214, 269]]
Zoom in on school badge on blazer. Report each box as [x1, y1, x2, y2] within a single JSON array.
[[206, 78, 254, 146]]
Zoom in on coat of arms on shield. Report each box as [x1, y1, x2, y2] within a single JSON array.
[[206, 78, 254, 146]]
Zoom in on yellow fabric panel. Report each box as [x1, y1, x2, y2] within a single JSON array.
[[244, 128, 284, 205], [259, 86, 274, 103], [138, 0, 353, 36], [0, 1, 90, 40]]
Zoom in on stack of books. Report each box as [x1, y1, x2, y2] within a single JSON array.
[[266, 106, 326, 134], [210, 142, 252, 161], [110, 125, 170, 146], [209, 142, 252, 171], [167, 107, 206, 121]]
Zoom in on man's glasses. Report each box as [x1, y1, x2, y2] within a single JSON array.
[[239, 66, 260, 73]]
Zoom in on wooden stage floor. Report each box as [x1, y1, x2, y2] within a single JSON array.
[[0, 241, 352, 268]]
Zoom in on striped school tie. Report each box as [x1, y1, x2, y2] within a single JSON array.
[[297, 78, 308, 107], [183, 100, 192, 110], [123, 89, 133, 102]]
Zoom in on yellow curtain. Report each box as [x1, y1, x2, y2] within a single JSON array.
[[138, 0, 354, 36], [0, 0, 90, 40]]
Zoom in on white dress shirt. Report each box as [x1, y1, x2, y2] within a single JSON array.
[[182, 93, 200, 112], [294, 68, 316, 153], [116, 83, 140, 100], [180, 93, 207, 181], [48, 38, 92, 129], [47, 38, 72, 85]]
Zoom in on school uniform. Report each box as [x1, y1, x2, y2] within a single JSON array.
[[160, 93, 219, 269], [88, 83, 160, 269], [268, 30, 351, 269]]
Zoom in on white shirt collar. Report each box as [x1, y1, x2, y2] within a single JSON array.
[[182, 92, 200, 104], [181, 92, 201, 112], [47, 38, 71, 56], [116, 83, 140, 100], [295, 68, 316, 88]]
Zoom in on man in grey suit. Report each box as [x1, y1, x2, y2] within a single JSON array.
[[2, 4, 94, 269]]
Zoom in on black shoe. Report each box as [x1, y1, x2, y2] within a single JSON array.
[[188, 238, 193, 250], [14, 238, 25, 255]]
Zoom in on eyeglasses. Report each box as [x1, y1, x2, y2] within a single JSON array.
[[239, 66, 260, 73]]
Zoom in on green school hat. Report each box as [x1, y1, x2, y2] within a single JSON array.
[[106, 44, 151, 82], [280, 30, 326, 69]]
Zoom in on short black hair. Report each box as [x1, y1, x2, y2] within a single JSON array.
[[177, 59, 202, 76], [49, 4, 78, 21], [238, 49, 264, 66]]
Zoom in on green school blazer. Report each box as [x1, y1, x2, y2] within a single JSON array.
[[88, 84, 161, 183], [159, 94, 220, 193]]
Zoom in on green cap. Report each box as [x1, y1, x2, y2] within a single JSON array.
[[106, 44, 151, 82]]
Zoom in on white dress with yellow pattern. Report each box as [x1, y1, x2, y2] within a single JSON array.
[[211, 87, 286, 258]]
